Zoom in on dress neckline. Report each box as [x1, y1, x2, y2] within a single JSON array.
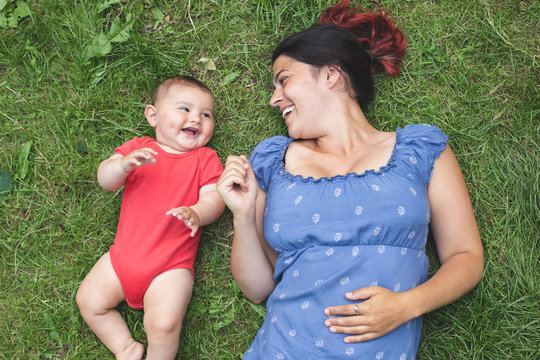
[[276, 127, 403, 183]]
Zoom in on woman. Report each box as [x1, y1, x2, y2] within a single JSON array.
[[217, 1, 483, 359]]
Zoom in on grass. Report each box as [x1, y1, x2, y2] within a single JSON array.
[[0, 0, 538, 359]]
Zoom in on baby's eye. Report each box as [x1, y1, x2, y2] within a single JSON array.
[[179, 107, 189, 112], [202, 113, 212, 118]]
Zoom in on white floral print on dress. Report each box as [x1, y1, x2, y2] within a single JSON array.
[[312, 213, 320, 223], [355, 205, 363, 215]]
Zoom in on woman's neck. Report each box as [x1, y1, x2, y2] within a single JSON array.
[[310, 99, 380, 156]]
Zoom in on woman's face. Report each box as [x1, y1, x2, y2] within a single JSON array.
[[270, 55, 327, 139]]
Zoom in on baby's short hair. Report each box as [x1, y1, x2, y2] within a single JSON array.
[[151, 76, 213, 105]]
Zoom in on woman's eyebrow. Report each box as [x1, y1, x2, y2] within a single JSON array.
[[273, 69, 287, 84]]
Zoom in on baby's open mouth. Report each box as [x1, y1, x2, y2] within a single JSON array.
[[182, 127, 199, 136]]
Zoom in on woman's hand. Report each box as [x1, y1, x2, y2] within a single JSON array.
[[217, 155, 258, 216], [323, 286, 413, 343]]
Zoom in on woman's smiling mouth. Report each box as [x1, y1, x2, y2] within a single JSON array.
[[282, 105, 295, 119]]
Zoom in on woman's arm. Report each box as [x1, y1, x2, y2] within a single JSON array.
[[403, 145, 484, 316], [324, 145, 484, 342], [217, 155, 277, 303]]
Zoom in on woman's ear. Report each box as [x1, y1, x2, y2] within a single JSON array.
[[322, 65, 343, 89], [145, 105, 157, 127]]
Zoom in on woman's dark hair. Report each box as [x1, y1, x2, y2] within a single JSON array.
[[272, 1, 406, 109]]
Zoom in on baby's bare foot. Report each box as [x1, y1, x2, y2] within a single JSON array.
[[116, 339, 144, 360]]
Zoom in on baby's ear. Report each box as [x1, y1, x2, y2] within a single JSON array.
[[145, 105, 157, 127]]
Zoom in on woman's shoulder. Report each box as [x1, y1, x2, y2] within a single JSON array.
[[250, 136, 291, 163], [249, 136, 292, 190], [252, 136, 292, 154], [397, 124, 448, 144]]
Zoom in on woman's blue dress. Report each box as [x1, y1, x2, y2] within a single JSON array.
[[243, 124, 448, 360]]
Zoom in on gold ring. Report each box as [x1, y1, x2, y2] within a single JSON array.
[[353, 303, 360, 315]]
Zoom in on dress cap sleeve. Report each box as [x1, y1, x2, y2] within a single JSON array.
[[398, 124, 449, 185], [249, 136, 290, 191]]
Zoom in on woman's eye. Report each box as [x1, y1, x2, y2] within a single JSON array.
[[279, 77, 287, 85]]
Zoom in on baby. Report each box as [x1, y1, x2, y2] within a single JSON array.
[[76, 76, 225, 360]]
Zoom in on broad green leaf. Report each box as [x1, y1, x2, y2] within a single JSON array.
[[85, 31, 112, 60], [0, 170, 12, 196], [223, 71, 241, 85], [110, 13, 134, 43], [151, 7, 165, 22], [0, 13, 6, 27], [16, 141, 32, 180], [8, 1, 31, 28], [0, 0, 8, 12], [97, 0, 122, 13]]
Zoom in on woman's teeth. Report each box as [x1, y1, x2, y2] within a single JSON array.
[[282, 105, 295, 118]]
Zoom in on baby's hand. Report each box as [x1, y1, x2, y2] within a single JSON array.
[[121, 148, 157, 172], [166, 207, 201, 237]]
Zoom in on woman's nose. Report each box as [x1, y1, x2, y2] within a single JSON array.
[[269, 88, 282, 107]]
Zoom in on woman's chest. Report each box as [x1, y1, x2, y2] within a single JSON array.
[[262, 172, 430, 250]]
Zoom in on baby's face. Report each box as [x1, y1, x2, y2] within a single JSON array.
[[149, 84, 215, 153]]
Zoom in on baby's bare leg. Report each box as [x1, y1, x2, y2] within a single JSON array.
[[143, 269, 193, 360], [76, 253, 144, 360]]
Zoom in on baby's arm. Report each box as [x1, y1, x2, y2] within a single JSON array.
[[166, 183, 225, 237], [97, 147, 157, 191]]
